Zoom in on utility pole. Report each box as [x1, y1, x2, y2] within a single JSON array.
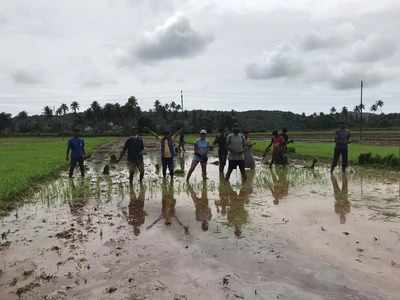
[[360, 80, 363, 143], [180, 90, 184, 111]]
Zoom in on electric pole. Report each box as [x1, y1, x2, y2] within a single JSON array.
[[180, 90, 184, 111], [360, 80, 363, 143]]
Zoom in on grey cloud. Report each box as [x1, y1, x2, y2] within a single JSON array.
[[135, 14, 213, 62], [301, 23, 356, 51], [350, 35, 397, 62], [246, 45, 303, 79], [12, 70, 42, 85], [329, 64, 393, 90]]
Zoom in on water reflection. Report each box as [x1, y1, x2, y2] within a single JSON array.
[[226, 181, 249, 238], [268, 167, 289, 205], [331, 174, 351, 224], [127, 184, 146, 236], [188, 182, 211, 231], [68, 179, 90, 224]]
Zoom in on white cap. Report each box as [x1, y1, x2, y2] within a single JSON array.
[[200, 129, 207, 134]]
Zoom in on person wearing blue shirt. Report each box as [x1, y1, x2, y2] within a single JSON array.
[[186, 129, 210, 182], [66, 129, 86, 178]]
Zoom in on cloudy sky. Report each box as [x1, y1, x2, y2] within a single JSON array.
[[1, 0, 399, 115]]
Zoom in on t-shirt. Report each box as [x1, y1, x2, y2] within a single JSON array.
[[214, 134, 227, 152], [195, 138, 209, 157], [163, 139, 172, 158], [335, 129, 350, 148], [272, 135, 284, 146], [226, 133, 245, 161], [68, 137, 85, 160], [281, 133, 289, 144], [123, 136, 144, 161]]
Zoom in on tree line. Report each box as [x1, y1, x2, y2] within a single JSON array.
[[0, 96, 398, 135]]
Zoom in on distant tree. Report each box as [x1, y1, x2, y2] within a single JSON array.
[[70, 101, 80, 113], [330, 107, 337, 114], [90, 101, 101, 112], [55, 107, 63, 116], [43, 106, 53, 119], [16, 111, 28, 119], [59, 103, 69, 115], [370, 103, 378, 113], [154, 100, 162, 114], [376, 100, 384, 113], [341, 106, 348, 122], [0, 112, 12, 133]]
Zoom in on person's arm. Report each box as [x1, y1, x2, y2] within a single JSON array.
[[66, 140, 71, 161], [118, 140, 128, 162], [145, 127, 160, 140], [347, 132, 352, 144], [140, 137, 145, 154], [264, 138, 273, 155], [171, 128, 182, 139], [82, 140, 86, 158]]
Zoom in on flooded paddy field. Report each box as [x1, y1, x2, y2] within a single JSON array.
[[1, 140, 400, 300]]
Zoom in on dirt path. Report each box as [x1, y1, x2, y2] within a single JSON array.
[[1, 139, 399, 300]]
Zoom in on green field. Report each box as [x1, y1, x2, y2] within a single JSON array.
[[186, 135, 400, 162], [0, 137, 112, 207]]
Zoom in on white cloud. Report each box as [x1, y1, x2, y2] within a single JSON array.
[[135, 14, 213, 62]]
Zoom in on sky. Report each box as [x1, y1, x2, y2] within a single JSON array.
[[0, 0, 400, 116]]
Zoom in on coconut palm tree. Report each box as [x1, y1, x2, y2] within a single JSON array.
[[70, 101, 80, 114]]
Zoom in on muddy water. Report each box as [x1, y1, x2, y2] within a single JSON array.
[[1, 141, 400, 300]]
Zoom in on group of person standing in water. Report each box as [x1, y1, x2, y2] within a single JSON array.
[[66, 123, 351, 183]]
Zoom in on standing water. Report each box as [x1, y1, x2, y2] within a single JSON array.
[[0, 141, 399, 300]]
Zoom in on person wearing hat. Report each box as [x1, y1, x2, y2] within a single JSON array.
[[66, 128, 86, 178], [118, 127, 145, 183], [331, 122, 351, 173], [186, 129, 210, 182]]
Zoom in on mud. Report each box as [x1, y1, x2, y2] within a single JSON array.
[[0, 139, 399, 300]]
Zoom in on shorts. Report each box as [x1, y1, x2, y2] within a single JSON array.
[[228, 160, 245, 170], [128, 159, 144, 173], [193, 155, 208, 163]]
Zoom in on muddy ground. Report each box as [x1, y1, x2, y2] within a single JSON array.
[[0, 139, 399, 300]]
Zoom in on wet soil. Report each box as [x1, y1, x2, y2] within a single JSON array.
[[0, 139, 399, 300]]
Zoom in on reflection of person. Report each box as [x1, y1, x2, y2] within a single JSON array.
[[268, 167, 289, 205], [118, 127, 145, 184], [186, 129, 210, 182], [226, 181, 249, 238], [215, 175, 230, 216], [127, 183, 146, 236], [213, 128, 228, 174], [66, 129, 86, 178], [68, 180, 89, 225], [264, 130, 285, 168], [331, 123, 351, 173], [162, 180, 176, 225], [188, 182, 212, 231], [225, 124, 247, 182], [244, 131, 256, 170], [331, 174, 350, 224]]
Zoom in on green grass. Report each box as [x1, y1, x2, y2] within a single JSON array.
[[0, 137, 113, 206], [252, 141, 400, 162], [186, 135, 400, 162]]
